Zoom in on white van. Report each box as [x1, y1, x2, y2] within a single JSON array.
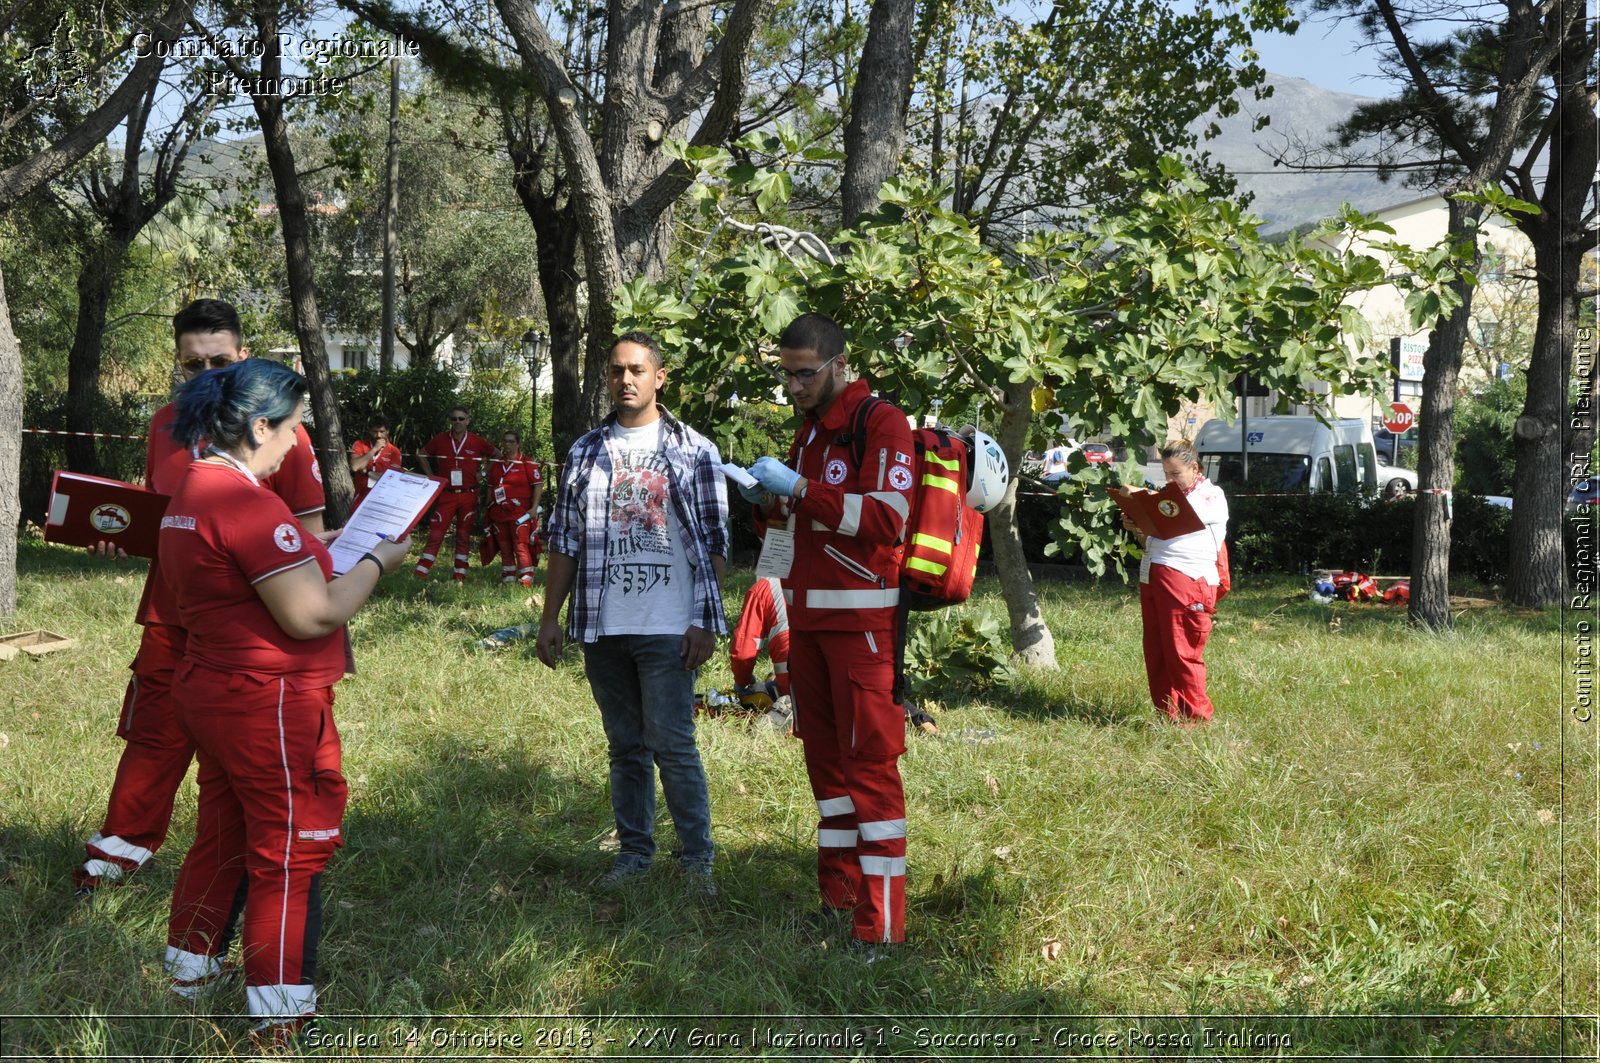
[[1193, 416, 1410, 494]]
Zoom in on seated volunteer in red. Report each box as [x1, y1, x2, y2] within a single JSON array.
[[349, 414, 404, 504], [1121, 439, 1229, 723], [157, 358, 410, 1046], [486, 429, 543, 587], [729, 575, 790, 698]]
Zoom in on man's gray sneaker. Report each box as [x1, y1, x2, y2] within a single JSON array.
[[681, 863, 717, 900], [598, 860, 650, 891]]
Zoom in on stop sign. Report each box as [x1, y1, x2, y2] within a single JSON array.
[[1383, 402, 1415, 434]]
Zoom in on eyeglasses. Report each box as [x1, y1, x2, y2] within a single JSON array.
[[450, 416, 469, 422], [772, 353, 840, 385], [180, 355, 235, 373]]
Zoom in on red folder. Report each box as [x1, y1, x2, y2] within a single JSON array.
[[1105, 482, 1204, 538], [45, 471, 170, 558]]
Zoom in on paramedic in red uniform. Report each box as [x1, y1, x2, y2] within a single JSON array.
[[745, 312, 915, 949], [486, 429, 543, 587], [157, 358, 410, 1046], [729, 576, 790, 698], [1121, 439, 1228, 723], [415, 406, 496, 581], [349, 414, 404, 504], [76, 299, 325, 892]]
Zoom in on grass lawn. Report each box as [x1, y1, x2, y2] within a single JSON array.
[[0, 537, 1592, 1059]]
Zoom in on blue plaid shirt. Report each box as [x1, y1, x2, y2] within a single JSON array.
[[547, 406, 729, 643]]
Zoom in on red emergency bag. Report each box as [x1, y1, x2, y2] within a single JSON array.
[[845, 400, 988, 710], [901, 427, 984, 608], [849, 399, 983, 609], [1333, 571, 1378, 601]]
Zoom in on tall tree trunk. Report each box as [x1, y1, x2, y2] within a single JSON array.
[[0, 265, 20, 615], [991, 381, 1056, 668], [1409, 200, 1481, 630], [1508, 16, 1596, 608], [509, 161, 585, 457], [841, 0, 916, 227], [65, 235, 130, 476], [251, 17, 354, 526], [1508, 225, 1579, 606]]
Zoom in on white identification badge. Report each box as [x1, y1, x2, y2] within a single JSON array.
[[1139, 552, 1152, 584], [450, 469, 463, 487], [755, 528, 795, 580], [366, 473, 377, 489], [494, 486, 507, 505]]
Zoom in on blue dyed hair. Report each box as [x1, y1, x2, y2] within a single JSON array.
[[170, 358, 307, 451]]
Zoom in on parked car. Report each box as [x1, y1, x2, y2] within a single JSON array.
[[1081, 443, 1113, 465], [1569, 480, 1600, 511], [1376, 463, 1418, 496]]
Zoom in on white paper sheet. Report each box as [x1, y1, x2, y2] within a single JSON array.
[[721, 462, 760, 491], [328, 470, 441, 575]]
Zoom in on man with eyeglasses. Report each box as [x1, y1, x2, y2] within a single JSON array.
[[76, 298, 327, 893], [743, 312, 915, 952], [416, 407, 496, 582]]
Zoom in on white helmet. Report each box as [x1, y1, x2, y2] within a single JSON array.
[[966, 430, 1009, 513]]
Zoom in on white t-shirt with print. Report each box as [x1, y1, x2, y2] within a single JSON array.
[[595, 419, 695, 636]]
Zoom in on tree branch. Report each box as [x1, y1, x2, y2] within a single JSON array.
[[0, 0, 193, 208]]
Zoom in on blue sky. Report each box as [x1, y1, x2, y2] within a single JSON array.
[[1252, 12, 1391, 96]]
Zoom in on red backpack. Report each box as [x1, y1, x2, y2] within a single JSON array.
[[849, 399, 983, 609], [847, 399, 987, 708]]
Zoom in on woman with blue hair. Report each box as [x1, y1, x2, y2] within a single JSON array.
[[155, 358, 410, 1047]]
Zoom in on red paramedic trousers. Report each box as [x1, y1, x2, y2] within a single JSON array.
[[789, 628, 907, 944], [166, 664, 347, 1023], [417, 491, 477, 580], [1139, 563, 1217, 721]]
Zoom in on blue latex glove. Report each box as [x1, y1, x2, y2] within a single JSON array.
[[750, 456, 803, 498], [737, 480, 772, 505]]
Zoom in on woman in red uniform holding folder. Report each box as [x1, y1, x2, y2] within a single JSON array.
[[156, 358, 410, 1046], [1121, 440, 1229, 723], [486, 429, 543, 587]]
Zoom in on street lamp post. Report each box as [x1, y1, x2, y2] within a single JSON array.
[[522, 328, 548, 444]]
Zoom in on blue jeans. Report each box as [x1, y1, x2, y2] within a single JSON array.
[[581, 634, 712, 868]]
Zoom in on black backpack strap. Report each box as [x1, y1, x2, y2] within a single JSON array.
[[841, 395, 885, 469], [891, 586, 912, 705]]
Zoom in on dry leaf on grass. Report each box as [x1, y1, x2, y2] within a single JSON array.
[[991, 846, 1011, 862], [985, 775, 1000, 796], [1536, 809, 1555, 824], [1041, 939, 1063, 962], [594, 900, 623, 923]]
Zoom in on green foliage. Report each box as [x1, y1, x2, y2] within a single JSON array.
[[1226, 491, 1512, 584], [907, 0, 1299, 229], [331, 364, 534, 460], [17, 390, 153, 526], [621, 156, 1468, 581], [903, 606, 1017, 702], [1454, 376, 1524, 496]]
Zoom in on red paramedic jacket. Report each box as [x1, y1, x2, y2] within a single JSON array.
[[775, 379, 914, 633]]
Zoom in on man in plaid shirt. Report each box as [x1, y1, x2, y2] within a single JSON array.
[[537, 332, 729, 898]]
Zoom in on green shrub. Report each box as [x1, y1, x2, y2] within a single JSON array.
[[332, 364, 539, 463], [1226, 491, 1511, 583], [903, 607, 1016, 701]]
